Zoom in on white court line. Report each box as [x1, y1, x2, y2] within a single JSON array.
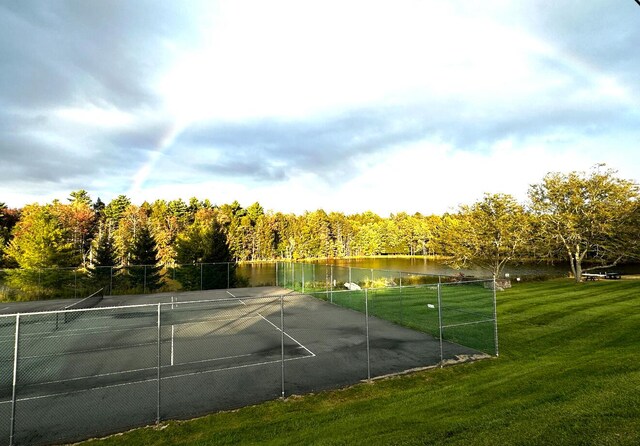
[[226, 291, 316, 357], [0, 313, 265, 344], [0, 323, 155, 342], [16, 353, 256, 388], [0, 291, 319, 404], [19, 341, 158, 360], [0, 314, 280, 364], [0, 355, 314, 404], [0, 324, 157, 345]]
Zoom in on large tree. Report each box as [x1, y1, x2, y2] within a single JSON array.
[[88, 222, 118, 291], [175, 209, 233, 289], [54, 191, 96, 268], [528, 166, 640, 282], [439, 193, 531, 278], [128, 223, 162, 292], [5, 204, 74, 269], [0, 203, 20, 267]]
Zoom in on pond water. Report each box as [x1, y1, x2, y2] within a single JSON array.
[[236, 257, 640, 285], [321, 257, 565, 279]]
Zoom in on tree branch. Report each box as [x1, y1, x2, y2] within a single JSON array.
[[582, 255, 625, 272]]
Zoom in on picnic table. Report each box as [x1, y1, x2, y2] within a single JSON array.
[[582, 272, 622, 281]]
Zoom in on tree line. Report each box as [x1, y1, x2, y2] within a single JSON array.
[[1, 165, 639, 282]]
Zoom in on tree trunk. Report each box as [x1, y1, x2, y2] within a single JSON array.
[[574, 258, 582, 283], [567, 249, 578, 282]]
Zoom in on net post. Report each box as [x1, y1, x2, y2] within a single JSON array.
[[365, 289, 371, 381], [492, 275, 499, 357], [280, 295, 285, 399], [437, 282, 444, 366], [156, 303, 161, 425], [9, 313, 20, 446]]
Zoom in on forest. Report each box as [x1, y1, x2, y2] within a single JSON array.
[[1, 166, 639, 287]]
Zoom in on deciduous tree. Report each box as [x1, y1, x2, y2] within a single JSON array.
[[529, 166, 640, 282], [440, 193, 531, 277], [5, 204, 74, 268]]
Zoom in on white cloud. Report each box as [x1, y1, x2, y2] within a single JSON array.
[[54, 105, 136, 128], [2, 1, 639, 214]]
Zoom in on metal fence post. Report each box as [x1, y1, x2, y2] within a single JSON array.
[[156, 303, 162, 425], [144, 265, 147, 295], [275, 262, 278, 287], [9, 314, 20, 446], [200, 263, 203, 291], [227, 262, 230, 289], [400, 278, 404, 326], [437, 282, 444, 366], [365, 289, 371, 381], [280, 295, 285, 398], [110, 266, 113, 296], [492, 276, 500, 357], [330, 265, 333, 304], [301, 266, 305, 293]]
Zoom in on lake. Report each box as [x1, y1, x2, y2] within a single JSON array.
[[237, 257, 640, 285]]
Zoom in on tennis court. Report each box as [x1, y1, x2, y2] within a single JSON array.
[[0, 282, 494, 445]]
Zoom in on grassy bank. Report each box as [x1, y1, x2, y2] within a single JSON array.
[[83, 279, 640, 445]]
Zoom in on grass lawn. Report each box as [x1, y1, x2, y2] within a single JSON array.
[[82, 279, 640, 445]]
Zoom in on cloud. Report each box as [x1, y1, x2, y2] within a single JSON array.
[[0, 1, 199, 111], [1, 1, 638, 213]]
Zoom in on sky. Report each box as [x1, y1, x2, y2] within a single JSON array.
[[1, 0, 639, 216]]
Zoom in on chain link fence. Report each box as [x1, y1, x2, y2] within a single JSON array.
[[0, 263, 248, 301], [0, 263, 498, 445], [276, 262, 497, 356]]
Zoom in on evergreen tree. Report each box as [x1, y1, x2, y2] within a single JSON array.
[[128, 224, 162, 292], [104, 195, 131, 226], [175, 209, 234, 290], [89, 224, 117, 292], [93, 197, 106, 215]]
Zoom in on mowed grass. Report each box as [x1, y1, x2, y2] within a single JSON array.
[[314, 282, 497, 354], [83, 279, 640, 446]]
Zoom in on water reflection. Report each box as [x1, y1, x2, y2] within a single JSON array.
[[237, 258, 640, 285]]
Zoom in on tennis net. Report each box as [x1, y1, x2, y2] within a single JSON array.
[[62, 288, 105, 323]]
